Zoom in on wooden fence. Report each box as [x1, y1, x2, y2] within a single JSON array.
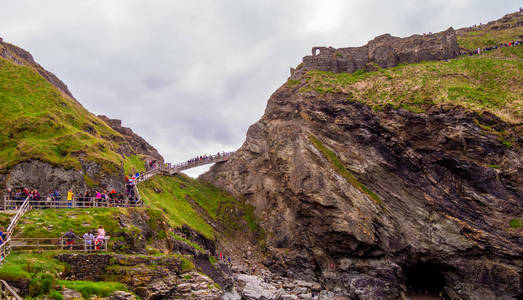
[[0, 279, 21, 300], [11, 237, 109, 252]]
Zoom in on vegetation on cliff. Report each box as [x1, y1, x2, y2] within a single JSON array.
[[138, 174, 260, 240], [0, 252, 129, 299], [0, 55, 125, 174], [298, 45, 521, 123], [294, 17, 522, 124], [309, 135, 382, 206]]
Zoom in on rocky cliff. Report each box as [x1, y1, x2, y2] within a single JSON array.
[[202, 12, 523, 300], [98, 115, 164, 163]]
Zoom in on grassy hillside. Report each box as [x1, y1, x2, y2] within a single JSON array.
[[457, 12, 522, 50], [297, 45, 522, 123], [0, 54, 127, 174], [0, 252, 134, 299], [138, 174, 260, 240]]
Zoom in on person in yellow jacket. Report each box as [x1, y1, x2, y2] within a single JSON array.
[[67, 190, 74, 208]]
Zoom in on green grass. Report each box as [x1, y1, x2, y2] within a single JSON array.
[[138, 175, 216, 239], [458, 26, 522, 51], [0, 252, 66, 280], [179, 256, 195, 273], [509, 218, 521, 228], [14, 208, 128, 238], [171, 232, 204, 252], [309, 135, 383, 206], [0, 55, 125, 174], [138, 174, 262, 240], [59, 280, 128, 298], [0, 252, 130, 298], [300, 47, 522, 122], [286, 79, 301, 87], [123, 154, 146, 175]]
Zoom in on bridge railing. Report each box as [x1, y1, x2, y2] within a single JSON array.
[[2, 197, 142, 210], [0, 279, 22, 300]]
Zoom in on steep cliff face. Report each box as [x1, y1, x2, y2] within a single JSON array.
[[202, 13, 523, 300]]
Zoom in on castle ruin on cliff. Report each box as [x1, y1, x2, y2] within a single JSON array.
[[291, 27, 459, 77]]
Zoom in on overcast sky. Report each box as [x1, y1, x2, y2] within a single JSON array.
[[0, 1, 519, 176]]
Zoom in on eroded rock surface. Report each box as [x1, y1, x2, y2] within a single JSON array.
[[201, 80, 522, 298], [57, 253, 223, 300]]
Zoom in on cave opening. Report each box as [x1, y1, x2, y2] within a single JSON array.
[[405, 262, 448, 298]]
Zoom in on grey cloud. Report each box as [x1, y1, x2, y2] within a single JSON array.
[[0, 0, 520, 177]]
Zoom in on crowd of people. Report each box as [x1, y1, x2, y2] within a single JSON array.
[[61, 225, 107, 251], [4, 186, 140, 209], [461, 40, 521, 56], [172, 151, 231, 169]]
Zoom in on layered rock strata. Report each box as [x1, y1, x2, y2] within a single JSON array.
[[202, 81, 522, 299]]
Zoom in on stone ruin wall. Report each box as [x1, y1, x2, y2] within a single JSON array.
[[292, 27, 459, 77]]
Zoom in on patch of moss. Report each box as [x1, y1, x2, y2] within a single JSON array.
[[286, 79, 300, 87], [59, 280, 128, 298], [509, 218, 521, 228], [179, 255, 195, 273], [309, 135, 383, 206]]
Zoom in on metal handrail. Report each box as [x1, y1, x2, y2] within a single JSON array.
[[0, 279, 22, 300]]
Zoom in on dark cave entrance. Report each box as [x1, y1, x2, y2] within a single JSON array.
[[405, 262, 448, 298]]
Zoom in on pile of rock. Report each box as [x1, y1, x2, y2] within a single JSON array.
[[224, 266, 346, 300]]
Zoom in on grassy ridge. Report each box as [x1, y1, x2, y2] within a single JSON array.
[[300, 46, 522, 122], [0, 56, 124, 173]]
